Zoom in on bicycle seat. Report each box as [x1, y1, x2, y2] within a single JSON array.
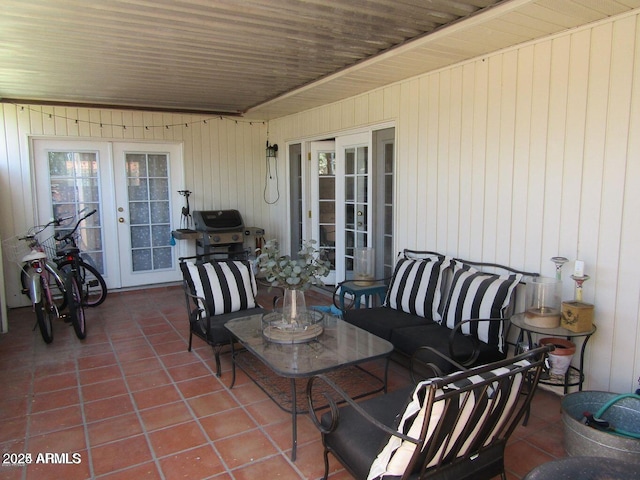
[[57, 246, 80, 257], [22, 250, 47, 262]]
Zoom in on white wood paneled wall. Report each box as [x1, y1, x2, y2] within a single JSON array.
[[269, 11, 640, 393], [0, 106, 275, 303], [1, 10, 639, 392], [0, 107, 270, 233]]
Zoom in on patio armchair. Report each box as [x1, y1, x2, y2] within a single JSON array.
[[180, 255, 265, 376], [307, 345, 551, 480]]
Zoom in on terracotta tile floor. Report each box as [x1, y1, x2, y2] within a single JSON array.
[[0, 285, 566, 479]]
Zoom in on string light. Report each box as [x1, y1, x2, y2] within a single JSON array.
[[13, 102, 265, 130]]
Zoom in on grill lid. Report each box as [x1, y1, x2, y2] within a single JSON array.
[[193, 210, 243, 232]]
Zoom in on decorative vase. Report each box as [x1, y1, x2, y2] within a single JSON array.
[[524, 277, 562, 328], [283, 288, 306, 324], [354, 247, 375, 285]]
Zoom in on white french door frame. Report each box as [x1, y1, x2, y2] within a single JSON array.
[[335, 132, 372, 283], [309, 141, 337, 284], [32, 138, 184, 290], [112, 142, 184, 287], [289, 122, 395, 285]]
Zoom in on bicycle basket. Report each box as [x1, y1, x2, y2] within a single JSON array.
[[40, 235, 58, 259], [2, 235, 31, 266]]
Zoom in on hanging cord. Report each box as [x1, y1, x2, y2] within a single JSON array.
[[263, 154, 280, 204], [263, 127, 280, 204]]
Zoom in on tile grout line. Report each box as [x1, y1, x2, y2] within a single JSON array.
[[164, 319, 311, 478], [157, 302, 306, 476], [95, 324, 167, 480], [75, 357, 95, 479], [21, 336, 37, 480], [140, 309, 238, 478]]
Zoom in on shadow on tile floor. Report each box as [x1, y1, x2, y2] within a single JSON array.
[[0, 285, 565, 479]]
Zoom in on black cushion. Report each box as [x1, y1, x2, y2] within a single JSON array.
[[391, 325, 506, 373], [343, 307, 435, 341], [191, 307, 265, 345], [322, 386, 414, 480]]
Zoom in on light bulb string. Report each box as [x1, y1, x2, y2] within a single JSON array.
[[13, 102, 265, 130]]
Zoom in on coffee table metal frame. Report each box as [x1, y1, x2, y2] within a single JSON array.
[[225, 313, 394, 461]]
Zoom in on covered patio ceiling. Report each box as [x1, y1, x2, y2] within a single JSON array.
[[1, 0, 639, 120]]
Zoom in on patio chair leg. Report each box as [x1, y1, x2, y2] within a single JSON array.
[[188, 330, 193, 352], [322, 449, 330, 480], [213, 347, 222, 377]]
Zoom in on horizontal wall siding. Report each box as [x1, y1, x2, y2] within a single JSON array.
[[270, 11, 640, 392]]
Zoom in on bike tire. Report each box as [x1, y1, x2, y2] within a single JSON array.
[[21, 263, 67, 311], [57, 260, 107, 307], [34, 277, 54, 343], [65, 275, 86, 339]]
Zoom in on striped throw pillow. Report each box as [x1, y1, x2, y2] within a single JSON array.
[[182, 260, 257, 315], [442, 261, 522, 352], [367, 358, 530, 480], [385, 257, 451, 321]]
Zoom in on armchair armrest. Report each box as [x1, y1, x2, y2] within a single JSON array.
[[183, 287, 213, 334], [448, 317, 508, 367], [410, 346, 466, 382], [306, 374, 419, 446]]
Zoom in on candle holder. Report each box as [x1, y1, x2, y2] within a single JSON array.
[[551, 256, 568, 281], [570, 274, 590, 302]]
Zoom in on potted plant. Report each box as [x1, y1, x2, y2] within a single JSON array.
[[257, 239, 331, 323]]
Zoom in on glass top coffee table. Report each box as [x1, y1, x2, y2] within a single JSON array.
[[225, 312, 393, 461]]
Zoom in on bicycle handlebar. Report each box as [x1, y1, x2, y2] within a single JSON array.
[[19, 214, 76, 241], [54, 209, 97, 243]]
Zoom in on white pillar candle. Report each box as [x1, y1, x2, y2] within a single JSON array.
[[574, 260, 585, 277]]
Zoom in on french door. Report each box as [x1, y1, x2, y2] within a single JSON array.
[[310, 141, 337, 284], [33, 139, 184, 289], [310, 133, 372, 285], [336, 133, 371, 282]]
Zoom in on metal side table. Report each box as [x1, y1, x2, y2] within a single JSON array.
[[511, 312, 596, 394], [337, 281, 387, 310]]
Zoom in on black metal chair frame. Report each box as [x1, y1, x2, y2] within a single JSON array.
[[180, 253, 263, 377], [307, 345, 552, 480]]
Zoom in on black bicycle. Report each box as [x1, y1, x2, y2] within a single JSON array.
[[54, 209, 109, 338]]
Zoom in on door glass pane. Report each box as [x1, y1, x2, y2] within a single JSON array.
[[344, 145, 368, 279], [126, 153, 173, 272], [357, 147, 368, 174], [382, 138, 394, 278], [345, 148, 355, 175], [49, 151, 105, 274], [289, 144, 303, 257], [318, 151, 336, 270]]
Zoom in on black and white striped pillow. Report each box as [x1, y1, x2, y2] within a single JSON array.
[[442, 261, 522, 352], [182, 260, 257, 315], [367, 358, 530, 479], [384, 256, 451, 321]]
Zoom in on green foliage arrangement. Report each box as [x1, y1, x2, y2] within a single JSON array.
[[257, 239, 331, 291]]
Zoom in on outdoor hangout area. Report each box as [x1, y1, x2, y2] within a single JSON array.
[[0, 282, 596, 480]]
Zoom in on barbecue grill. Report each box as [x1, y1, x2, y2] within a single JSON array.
[[192, 209, 246, 258]]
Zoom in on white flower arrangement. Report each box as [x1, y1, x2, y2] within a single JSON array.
[[257, 239, 331, 291]]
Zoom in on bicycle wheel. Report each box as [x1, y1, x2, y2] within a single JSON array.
[[21, 263, 67, 310], [34, 277, 54, 344], [65, 275, 86, 339], [57, 259, 107, 307]]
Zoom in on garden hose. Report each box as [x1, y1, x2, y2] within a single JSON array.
[[586, 393, 640, 439]]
